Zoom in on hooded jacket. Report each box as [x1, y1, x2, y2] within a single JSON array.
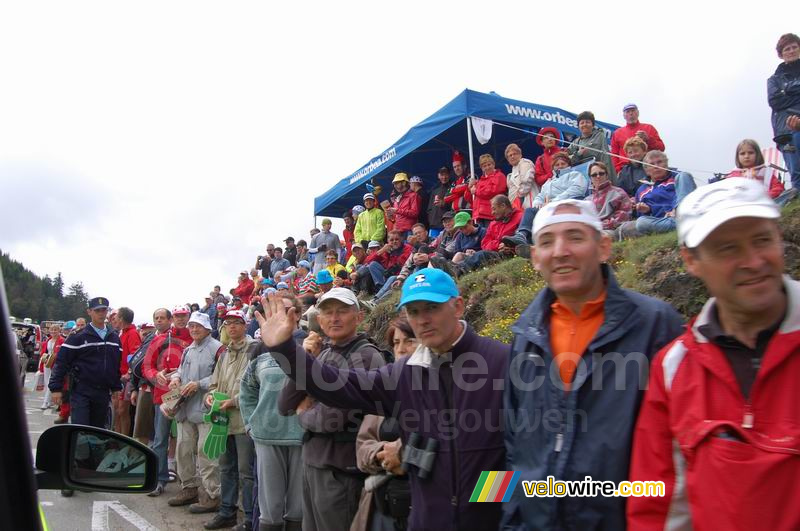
[[392, 189, 421, 232], [628, 277, 800, 531], [354, 207, 387, 244], [269, 323, 510, 531], [767, 59, 800, 145], [503, 266, 683, 530]]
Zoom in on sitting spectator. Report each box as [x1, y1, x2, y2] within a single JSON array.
[[231, 271, 255, 305], [315, 270, 334, 298], [532, 152, 589, 208], [533, 127, 563, 187], [727, 138, 795, 204], [450, 211, 487, 262], [276, 281, 290, 293], [505, 143, 537, 209], [469, 154, 508, 228], [427, 167, 453, 238], [407, 222, 429, 250], [616, 136, 649, 196], [310, 218, 340, 274], [768, 33, 800, 191], [388, 173, 420, 236], [324, 249, 346, 279], [610, 103, 665, 172], [444, 151, 473, 212], [366, 240, 381, 256], [345, 243, 367, 274], [618, 150, 696, 238], [372, 244, 433, 303], [588, 161, 634, 237], [351, 230, 413, 296], [409, 175, 428, 229], [293, 260, 319, 297], [283, 237, 298, 267], [566, 111, 616, 180], [431, 211, 458, 257], [354, 193, 387, 247], [455, 195, 523, 273]]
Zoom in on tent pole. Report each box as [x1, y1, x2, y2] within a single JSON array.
[[466, 117, 476, 180]]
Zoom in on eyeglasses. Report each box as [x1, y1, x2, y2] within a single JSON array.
[[589, 172, 607, 177]]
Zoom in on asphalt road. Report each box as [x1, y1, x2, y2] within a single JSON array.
[[23, 374, 242, 531]]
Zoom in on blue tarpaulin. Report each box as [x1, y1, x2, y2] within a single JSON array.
[[314, 89, 619, 217]]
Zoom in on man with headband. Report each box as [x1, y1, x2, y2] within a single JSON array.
[[503, 199, 683, 529]]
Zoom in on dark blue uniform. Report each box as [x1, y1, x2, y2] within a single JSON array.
[[49, 324, 122, 428]]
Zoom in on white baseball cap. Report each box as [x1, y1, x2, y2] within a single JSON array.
[[677, 177, 780, 248], [188, 311, 212, 331], [223, 309, 247, 324], [316, 287, 360, 310], [533, 199, 603, 237]]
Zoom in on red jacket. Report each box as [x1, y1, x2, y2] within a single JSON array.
[[392, 190, 421, 232], [481, 209, 523, 251], [610, 122, 665, 171], [443, 176, 473, 211], [119, 324, 142, 376], [533, 147, 564, 186], [232, 278, 255, 304], [142, 329, 189, 405], [471, 169, 508, 221], [727, 168, 785, 199], [628, 278, 800, 531], [364, 243, 413, 277]]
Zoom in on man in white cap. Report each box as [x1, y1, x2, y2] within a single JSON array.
[[274, 288, 386, 531], [354, 192, 386, 247], [503, 199, 683, 530], [168, 311, 226, 514], [629, 178, 800, 530]]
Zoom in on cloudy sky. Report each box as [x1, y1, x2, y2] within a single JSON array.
[[0, 1, 793, 322]]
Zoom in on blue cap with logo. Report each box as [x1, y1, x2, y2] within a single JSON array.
[[88, 297, 110, 310], [397, 268, 459, 308]]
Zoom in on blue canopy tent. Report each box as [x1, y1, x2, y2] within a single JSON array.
[[314, 89, 619, 218]]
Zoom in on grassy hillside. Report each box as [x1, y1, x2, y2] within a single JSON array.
[[363, 201, 800, 345]]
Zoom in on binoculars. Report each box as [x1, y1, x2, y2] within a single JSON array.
[[401, 433, 438, 479]]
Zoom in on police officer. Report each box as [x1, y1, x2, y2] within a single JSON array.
[[50, 297, 123, 428]]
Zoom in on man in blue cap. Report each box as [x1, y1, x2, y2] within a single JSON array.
[[256, 269, 510, 531]]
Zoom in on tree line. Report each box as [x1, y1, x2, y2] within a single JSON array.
[[1, 251, 91, 322]]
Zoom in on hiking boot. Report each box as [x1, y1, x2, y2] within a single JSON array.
[[189, 489, 220, 514], [502, 233, 529, 248], [147, 482, 166, 497], [203, 513, 237, 529], [514, 243, 531, 259], [167, 487, 198, 506]]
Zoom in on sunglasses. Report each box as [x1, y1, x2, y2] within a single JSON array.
[[589, 171, 607, 177]]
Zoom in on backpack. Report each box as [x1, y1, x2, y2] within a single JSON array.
[[130, 333, 186, 384], [344, 336, 394, 365]]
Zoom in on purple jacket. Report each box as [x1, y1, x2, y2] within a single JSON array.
[[270, 324, 510, 531]]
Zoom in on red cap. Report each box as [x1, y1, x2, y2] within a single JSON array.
[[452, 151, 464, 164], [536, 127, 560, 147]]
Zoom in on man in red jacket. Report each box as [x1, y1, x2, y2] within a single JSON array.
[[628, 178, 800, 530], [610, 103, 665, 172], [351, 230, 413, 295], [455, 194, 523, 273], [469, 154, 508, 228], [114, 307, 141, 437]]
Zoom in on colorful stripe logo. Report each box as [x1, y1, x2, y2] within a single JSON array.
[[469, 471, 520, 502]]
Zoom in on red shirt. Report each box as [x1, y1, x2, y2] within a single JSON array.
[[119, 324, 142, 376], [481, 209, 524, 251]]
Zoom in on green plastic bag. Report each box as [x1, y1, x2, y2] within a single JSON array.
[[203, 391, 230, 459]]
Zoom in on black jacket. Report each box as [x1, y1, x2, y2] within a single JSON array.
[[768, 60, 800, 145], [49, 325, 122, 397], [427, 181, 453, 229]]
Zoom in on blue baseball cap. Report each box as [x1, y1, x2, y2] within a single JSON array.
[[63, 320, 76, 330], [316, 269, 334, 284], [397, 268, 459, 308]]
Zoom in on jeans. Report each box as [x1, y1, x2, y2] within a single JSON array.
[[461, 250, 501, 272], [219, 433, 255, 519], [152, 403, 171, 484], [517, 207, 540, 242], [786, 133, 800, 191], [374, 275, 397, 301], [674, 171, 697, 206], [635, 215, 676, 235], [365, 261, 388, 288]]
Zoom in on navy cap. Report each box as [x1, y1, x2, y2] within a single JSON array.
[[88, 297, 110, 310], [397, 268, 459, 308]]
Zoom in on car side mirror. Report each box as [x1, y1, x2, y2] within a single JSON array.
[[35, 425, 157, 493]]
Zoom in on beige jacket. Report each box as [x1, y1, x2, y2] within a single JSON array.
[[206, 337, 257, 435]]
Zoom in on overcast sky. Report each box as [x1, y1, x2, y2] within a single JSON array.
[[0, 1, 794, 323]]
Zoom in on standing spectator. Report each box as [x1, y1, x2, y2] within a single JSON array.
[[74, 318, 86, 331], [240, 296, 306, 531], [503, 200, 683, 529], [255, 245, 276, 279], [427, 167, 453, 238], [351, 230, 413, 296], [172, 304, 194, 343], [275, 289, 387, 531], [212, 286, 230, 306], [567, 111, 616, 180], [616, 136, 649, 197], [40, 324, 63, 410], [444, 151, 473, 212], [270, 248, 291, 278], [232, 272, 256, 305], [342, 213, 356, 262], [588, 161, 634, 236], [131, 310, 169, 449], [629, 178, 798, 530], [505, 143, 537, 209], [533, 126, 563, 187], [387, 173, 420, 236], [168, 312, 226, 514], [469, 154, 508, 228], [283, 237, 298, 267], [610, 103, 666, 172], [354, 193, 387, 247], [203, 310, 258, 530], [310, 218, 341, 274], [409, 176, 428, 229], [768, 33, 800, 191], [201, 296, 217, 330], [114, 307, 140, 437]]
